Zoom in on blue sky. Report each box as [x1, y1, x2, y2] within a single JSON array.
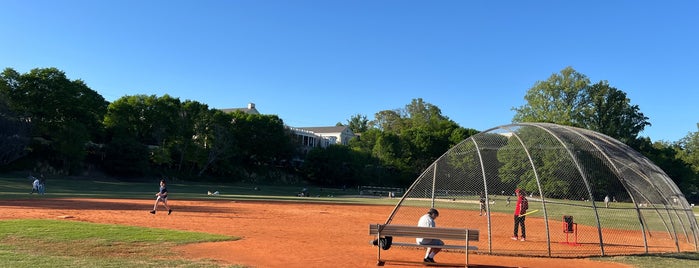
[[1, 1, 697, 142]]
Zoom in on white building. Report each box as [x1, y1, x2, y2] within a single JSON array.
[[220, 103, 356, 150], [219, 103, 260, 115]]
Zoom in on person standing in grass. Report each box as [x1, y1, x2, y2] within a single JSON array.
[[30, 175, 40, 194], [150, 179, 172, 215]]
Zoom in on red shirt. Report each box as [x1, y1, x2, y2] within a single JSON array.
[[514, 195, 528, 216]]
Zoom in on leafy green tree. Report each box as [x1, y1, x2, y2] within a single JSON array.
[[632, 137, 696, 200], [229, 111, 295, 167], [347, 98, 478, 186], [513, 67, 590, 126], [346, 113, 370, 133], [0, 67, 107, 173], [677, 124, 699, 174], [581, 81, 650, 144], [496, 126, 587, 199], [0, 91, 30, 166], [102, 130, 150, 176], [104, 94, 186, 170], [674, 124, 699, 201], [372, 109, 404, 132], [196, 110, 236, 176], [513, 67, 650, 144], [303, 145, 365, 187]]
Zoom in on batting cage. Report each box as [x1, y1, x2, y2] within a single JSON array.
[[377, 122, 698, 257]]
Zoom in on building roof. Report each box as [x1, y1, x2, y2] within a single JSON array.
[[296, 126, 351, 134], [220, 103, 259, 115]]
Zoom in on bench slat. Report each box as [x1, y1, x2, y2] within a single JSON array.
[[369, 224, 479, 241], [390, 242, 478, 251]]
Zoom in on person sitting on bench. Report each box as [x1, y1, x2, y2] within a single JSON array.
[[417, 208, 443, 263]]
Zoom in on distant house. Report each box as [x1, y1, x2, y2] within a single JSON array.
[[219, 103, 356, 150], [294, 126, 355, 146], [287, 125, 356, 164], [219, 103, 260, 115]]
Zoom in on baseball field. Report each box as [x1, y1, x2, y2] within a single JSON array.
[[1, 176, 697, 267]]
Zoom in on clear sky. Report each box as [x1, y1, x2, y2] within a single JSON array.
[[1, 1, 697, 142]]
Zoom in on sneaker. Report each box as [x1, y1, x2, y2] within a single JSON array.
[[511, 236, 518, 240], [168, 209, 172, 215], [423, 257, 435, 263], [520, 237, 526, 242], [150, 210, 156, 214]]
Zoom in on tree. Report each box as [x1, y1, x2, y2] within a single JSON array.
[[372, 109, 404, 132], [303, 145, 369, 187], [513, 67, 590, 126], [513, 67, 650, 144], [674, 124, 699, 201], [345, 98, 480, 186], [0, 91, 30, 166], [581, 81, 650, 144], [346, 113, 370, 133], [103, 95, 180, 169], [677, 124, 699, 174], [229, 111, 295, 167], [0, 67, 107, 173], [197, 110, 236, 176]]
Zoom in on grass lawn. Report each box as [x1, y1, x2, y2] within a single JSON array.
[[0, 219, 240, 268], [594, 252, 699, 268]]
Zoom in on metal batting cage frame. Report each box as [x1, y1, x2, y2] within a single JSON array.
[[380, 123, 698, 257]]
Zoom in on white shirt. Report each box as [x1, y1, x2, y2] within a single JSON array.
[[32, 179, 40, 189], [416, 213, 435, 243]]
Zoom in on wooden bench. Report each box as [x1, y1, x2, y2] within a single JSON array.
[[369, 224, 479, 266]]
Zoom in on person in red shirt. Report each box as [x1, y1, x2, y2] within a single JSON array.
[[511, 189, 528, 241]]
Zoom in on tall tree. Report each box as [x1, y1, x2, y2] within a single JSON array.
[[581, 81, 650, 144], [676, 123, 699, 175], [372, 109, 404, 132], [346, 113, 370, 133], [513, 67, 590, 126], [0, 91, 30, 165], [513, 67, 650, 144], [0, 67, 107, 173], [229, 111, 295, 167]]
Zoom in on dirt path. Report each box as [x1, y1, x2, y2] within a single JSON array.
[[0, 198, 631, 268]]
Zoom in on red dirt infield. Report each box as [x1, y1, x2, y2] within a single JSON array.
[[0, 198, 632, 268]]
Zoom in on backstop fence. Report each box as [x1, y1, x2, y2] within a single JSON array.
[[378, 123, 698, 257]]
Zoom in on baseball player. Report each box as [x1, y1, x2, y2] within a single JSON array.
[[150, 179, 172, 215]]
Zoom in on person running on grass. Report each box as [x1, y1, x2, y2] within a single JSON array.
[[150, 179, 172, 215]]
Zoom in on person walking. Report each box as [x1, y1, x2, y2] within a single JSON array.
[[417, 208, 443, 263], [511, 189, 528, 241], [150, 179, 172, 215]]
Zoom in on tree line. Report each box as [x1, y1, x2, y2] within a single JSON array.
[[1, 67, 697, 201]]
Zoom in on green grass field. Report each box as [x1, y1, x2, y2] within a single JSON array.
[[1, 174, 697, 267], [0, 219, 240, 268]]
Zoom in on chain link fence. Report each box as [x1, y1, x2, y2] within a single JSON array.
[[380, 123, 698, 257]]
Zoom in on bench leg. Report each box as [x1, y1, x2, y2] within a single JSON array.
[[376, 228, 382, 266], [465, 231, 469, 266]]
